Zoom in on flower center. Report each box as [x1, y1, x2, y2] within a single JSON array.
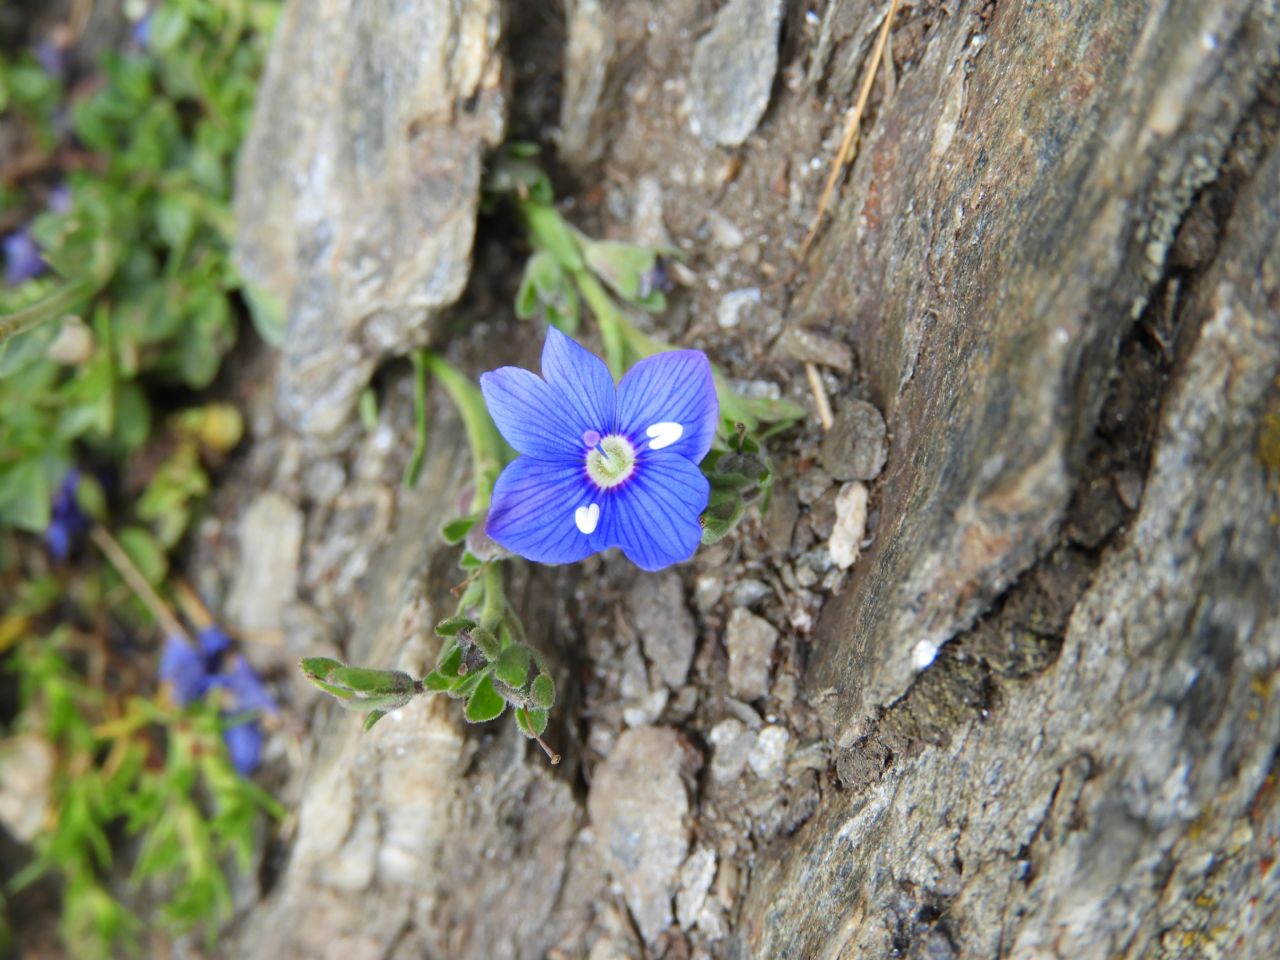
[[585, 434, 636, 489]]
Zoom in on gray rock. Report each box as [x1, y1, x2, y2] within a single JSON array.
[[588, 727, 691, 944], [726, 608, 779, 701], [717, 287, 762, 329], [560, 0, 614, 167], [748, 725, 791, 780], [689, 0, 786, 146], [778, 327, 855, 374], [708, 718, 756, 783], [820, 399, 888, 482], [730, 578, 772, 608], [227, 491, 304, 631], [828, 482, 869, 570], [628, 573, 698, 689], [234, 0, 504, 435], [676, 847, 718, 929]]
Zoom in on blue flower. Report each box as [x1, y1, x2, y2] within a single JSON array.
[[3, 229, 46, 286], [222, 719, 263, 775], [480, 328, 718, 571], [214, 655, 278, 716], [45, 470, 89, 561], [159, 635, 210, 706]]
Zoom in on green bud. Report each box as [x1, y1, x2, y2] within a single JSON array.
[[299, 658, 419, 714], [469, 626, 501, 661]]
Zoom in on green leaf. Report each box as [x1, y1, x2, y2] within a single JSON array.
[[464, 675, 506, 723], [421, 670, 454, 693], [700, 489, 745, 546], [436, 616, 476, 637], [441, 516, 477, 545], [116, 525, 168, 585], [0, 459, 51, 532], [582, 240, 657, 302], [244, 282, 286, 349], [494, 644, 531, 688], [530, 673, 556, 710], [520, 201, 584, 270], [470, 626, 501, 661], [516, 706, 548, 738], [362, 710, 387, 731]]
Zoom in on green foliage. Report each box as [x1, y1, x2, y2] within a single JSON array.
[[0, 0, 279, 532], [5, 629, 281, 958], [1, 2, 283, 954]]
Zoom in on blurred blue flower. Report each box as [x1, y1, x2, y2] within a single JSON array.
[[159, 626, 275, 773], [45, 470, 89, 561], [159, 635, 210, 706], [47, 183, 72, 213], [131, 13, 153, 51], [3, 229, 46, 286], [33, 39, 67, 81], [222, 719, 263, 776], [214, 655, 277, 716], [480, 327, 717, 571]]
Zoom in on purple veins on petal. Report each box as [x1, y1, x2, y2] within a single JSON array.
[[481, 329, 718, 572], [616, 350, 718, 462], [590, 455, 709, 571], [486, 456, 596, 565], [480, 366, 583, 459], [540, 326, 616, 437]]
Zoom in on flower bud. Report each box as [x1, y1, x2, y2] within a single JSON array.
[[299, 658, 419, 714]]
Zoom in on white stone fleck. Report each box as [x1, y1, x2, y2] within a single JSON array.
[[912, 640, 939, 670]]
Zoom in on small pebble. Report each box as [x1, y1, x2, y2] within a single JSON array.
[[828, 482, 869, 570], [821, 399, 888, 482]]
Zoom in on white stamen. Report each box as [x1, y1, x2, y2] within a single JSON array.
[[582, 429, 602, 447], [574, 502, 600, 534], [645, 421, 684, 450]]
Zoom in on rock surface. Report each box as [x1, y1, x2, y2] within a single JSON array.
[[234, 0, 504, 435], [627, 572, 697, 688], [688, 0, 785, 146], [725, 608, 779, 701], [227, 491, 303, 631], [587, 726, 691, 945]]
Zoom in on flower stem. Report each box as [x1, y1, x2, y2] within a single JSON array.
[[574, 269, 627, 377], [89, 525, 189, 642], [479, 563, 506, 634], [422, 352, 507, 511]]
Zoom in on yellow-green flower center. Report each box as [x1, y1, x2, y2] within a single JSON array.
[[586, 434, 636, 488]]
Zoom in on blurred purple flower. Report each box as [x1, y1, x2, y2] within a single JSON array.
[[222, 719, 263, 775], [197, 625, 232, 661], [47, 183, 72, 213], [3, 230, 46, 286], [45, 470, 89, 561], [214, 655, 277, 716], [159, 635, 210, 706], [33, 40, 67, 80], [131, 13, 153, 51]]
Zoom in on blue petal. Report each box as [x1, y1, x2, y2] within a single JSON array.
[[480, 366, 583, 459], [222, 718, 263, 775], [198, 625, 232, 663], [540, 327, 616, 437], [212, 656, 277, 715], [159, 636, 210, 706], [591, 454, 709, 571], [616, 350, 718, 463], [486, 455, 597, 565]]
